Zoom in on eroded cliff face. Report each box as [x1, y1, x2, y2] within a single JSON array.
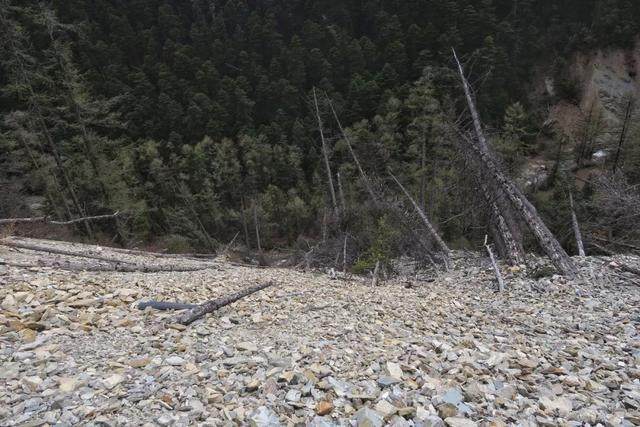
[[548, 41, 639, 140], [521, 41, 640, 189]]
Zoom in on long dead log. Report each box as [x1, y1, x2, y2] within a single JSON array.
[[0, 212, 121, 225], [0, 238, 138, 265], [0, 238, 217, 272], [0, 258, 215, 273], [178, 281, 274, 325]]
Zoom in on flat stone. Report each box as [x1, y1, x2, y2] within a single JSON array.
[[165, 356, 186, 366], [444, 417, 478, 427], [237, 341, 258, 352]]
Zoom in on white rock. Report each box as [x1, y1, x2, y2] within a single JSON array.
[[165, 356, 186, 366]]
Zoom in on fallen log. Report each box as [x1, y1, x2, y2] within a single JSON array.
[[0, 238, 139, 265], [178, 281, 274, 325], [0, 212, 121, 225], [0, 258, 215, 273], [137, 301, 198, 310]]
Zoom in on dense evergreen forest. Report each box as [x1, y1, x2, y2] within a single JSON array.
[[2, 0, 640, 265]]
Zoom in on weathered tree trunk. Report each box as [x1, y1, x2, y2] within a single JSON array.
[[480, 180, 525, 265], [461, 132, 578, 277], [452, 49, 525, 265], [313, 87, 338, 214], [453, 49, 577, 277], [569, 193, 586, 257], [178, 282, 273, 325]]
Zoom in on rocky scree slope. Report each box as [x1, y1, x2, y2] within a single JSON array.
[[0, 239, 639, 426]]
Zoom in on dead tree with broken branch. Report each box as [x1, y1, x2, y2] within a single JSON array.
[[453, 49, 577, 277]]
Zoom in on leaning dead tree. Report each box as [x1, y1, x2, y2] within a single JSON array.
[[313, 87, 339, 214], [327, 96, 379, 204], [453, 49, 578, 277], [389, 171, 452, 270], [0, 212, 121, 225], [452, 50, 525, 266]]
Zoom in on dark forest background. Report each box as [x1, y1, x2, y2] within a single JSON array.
[[2, 0, 640, 263]]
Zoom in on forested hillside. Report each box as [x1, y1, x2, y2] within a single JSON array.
[[2, 0, 640, 262]]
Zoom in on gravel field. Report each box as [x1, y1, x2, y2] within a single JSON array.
[[1, 238, 640, 426]]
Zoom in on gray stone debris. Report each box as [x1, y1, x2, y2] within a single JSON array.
[[1, 238, 640, 425]]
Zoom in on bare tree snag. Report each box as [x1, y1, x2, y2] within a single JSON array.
[[453, 49, 577, 277], [326, 96, 378, 204], [0, 212, 121, 225], [389, 171, 452, 269], [313, 87, 338, 214], [485, 235, 505, 292], [178, 281, 274, 325], [569, 193, 586, 257]]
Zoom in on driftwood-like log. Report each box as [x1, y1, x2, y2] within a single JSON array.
[[178, 281, 274, 325], [138, 301, 198, 310], [0, 212, 121, 225]]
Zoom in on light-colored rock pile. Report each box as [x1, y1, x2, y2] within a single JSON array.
[[1, 239, 639, 426]]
